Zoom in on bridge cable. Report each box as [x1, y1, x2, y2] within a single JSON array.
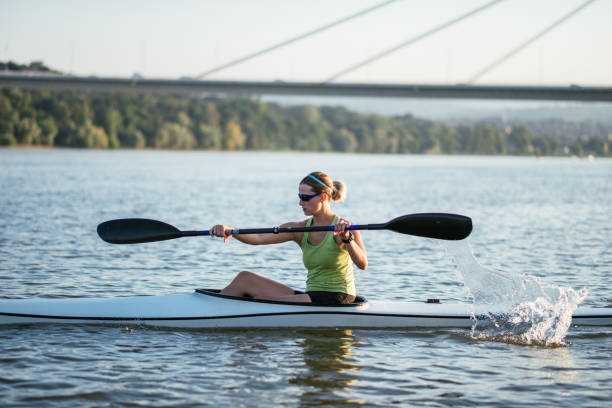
[[195, 0, 401, 79], [467, 0, 597, 84], [321, 0, 504, 84]]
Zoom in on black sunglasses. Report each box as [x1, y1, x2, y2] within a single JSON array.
[[298, 192, 321, 202]]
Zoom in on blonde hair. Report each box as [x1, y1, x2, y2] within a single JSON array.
[[300, 171, 346, 202]]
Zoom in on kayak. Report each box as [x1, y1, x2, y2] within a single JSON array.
[[0, 289, 610, 328]]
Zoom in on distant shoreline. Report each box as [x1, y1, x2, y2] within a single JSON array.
[[2, 146, 607, 161], [2, 87, 610, 157]]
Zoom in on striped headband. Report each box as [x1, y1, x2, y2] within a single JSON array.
[[308, 174, 334, 193]]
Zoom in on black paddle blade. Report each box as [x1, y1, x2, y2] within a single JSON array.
[[385, 213, 472, 240], [97, 218, 182, 244]]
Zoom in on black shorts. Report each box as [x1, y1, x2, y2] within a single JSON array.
[[305, 291, 356, 306]]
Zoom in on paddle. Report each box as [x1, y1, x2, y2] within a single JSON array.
[[97, 213, 472, 244]]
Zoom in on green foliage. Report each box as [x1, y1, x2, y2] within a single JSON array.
[[38, 116, 58, 146], [118, 126, 145, 148], [103, 108, 122, 148], [73, 122, 109, 148], [224, 121, 245, 150], [155, 122, 196, 149], [507, 125, 532, 154], [15, 117, 42, 145], [330, 128, 358, 152], [0, 95, 18, 146], [1, 60, 56, 73], [0, 87, 610, 156], [197, 124, 222, 150]]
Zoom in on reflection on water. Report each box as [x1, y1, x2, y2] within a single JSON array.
[[518, 347, 578, 386], [290, 329, 363, 407]]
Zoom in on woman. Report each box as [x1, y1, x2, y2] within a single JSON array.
[[210, 171, 367, 305]]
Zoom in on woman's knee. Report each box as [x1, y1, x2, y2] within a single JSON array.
[[229, 271, 264, 288], [235, 270, 259, 282]]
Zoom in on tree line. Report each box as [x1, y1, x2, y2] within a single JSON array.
[[1, 88, 610, 156], [1, 60, 60, 73]]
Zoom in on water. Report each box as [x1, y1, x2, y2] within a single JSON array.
[[1, 149, 611, 407], [446, 240, 589, 346]]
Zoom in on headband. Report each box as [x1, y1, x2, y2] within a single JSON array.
[[308, 174, 334, 193]]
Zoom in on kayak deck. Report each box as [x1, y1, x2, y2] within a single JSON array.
[[0, 289, 610, 328]]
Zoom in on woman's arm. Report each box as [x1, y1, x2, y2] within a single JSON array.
[[333, 219, 368, 270], [210, 221, 306, 245]]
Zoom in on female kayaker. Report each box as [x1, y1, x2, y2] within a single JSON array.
[[210, 171, 367, 305]]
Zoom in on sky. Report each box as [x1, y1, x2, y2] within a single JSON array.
[[1, 0, 611, 86]]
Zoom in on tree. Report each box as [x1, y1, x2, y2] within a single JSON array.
[[5, 88, 32, 116], [0, 95, 18, 146], [0, 132, 16, 146], [118, 126, 146, 148], [38, 116, 58, 146], [103, 108, 122, 148], [15, 117, 42, 145], [54, 120, 108, 148], [437, 125, 457, 154], [84, 122, 110, 148], [69, 95, 93, 126], [204, 101, 221, 127], [330, 128, 357, 152], [155, 122, 195, 149], [397, 128, 416, 153], [75, 122, 109, 148], [176, 112, 192, 128], [474, 124, 503, 154], [197, 124, 222, 150], [224, 121, 245, 150], [288, 105, 331, 151], [507, 125, 533, 155]]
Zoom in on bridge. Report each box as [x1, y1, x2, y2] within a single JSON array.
[[2, 0, 610, 103], [2, 73, 611, 102]]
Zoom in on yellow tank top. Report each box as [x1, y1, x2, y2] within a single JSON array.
[[300, 215, 356, 295]]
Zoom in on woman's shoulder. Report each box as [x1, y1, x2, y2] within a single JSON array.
[[280, 219, 309, 228], [279, 219, 310, 244]]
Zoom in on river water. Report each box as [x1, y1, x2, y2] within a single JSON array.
[[0, 149, 610, 407]]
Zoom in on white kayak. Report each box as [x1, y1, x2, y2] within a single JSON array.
[[0, 289, 610, 328]]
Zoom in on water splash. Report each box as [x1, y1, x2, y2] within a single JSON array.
[[444, 240, 587, 346]]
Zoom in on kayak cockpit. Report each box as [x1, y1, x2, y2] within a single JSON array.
[[195, 288, 367, 307]]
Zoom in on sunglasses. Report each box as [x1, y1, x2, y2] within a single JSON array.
[[298, 192, 321, 202]]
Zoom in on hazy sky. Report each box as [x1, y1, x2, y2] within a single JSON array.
[[1, 0, 611, 86]]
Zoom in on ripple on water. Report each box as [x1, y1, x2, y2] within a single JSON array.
[[1, 151, 611, 407]]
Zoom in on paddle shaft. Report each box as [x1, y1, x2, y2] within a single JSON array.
[[183, 224, 380, 237]]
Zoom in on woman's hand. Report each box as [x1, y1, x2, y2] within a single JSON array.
[[210, 224, 235, 243], [333, 218, 353, 243], [333, 218, 367, 270]]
